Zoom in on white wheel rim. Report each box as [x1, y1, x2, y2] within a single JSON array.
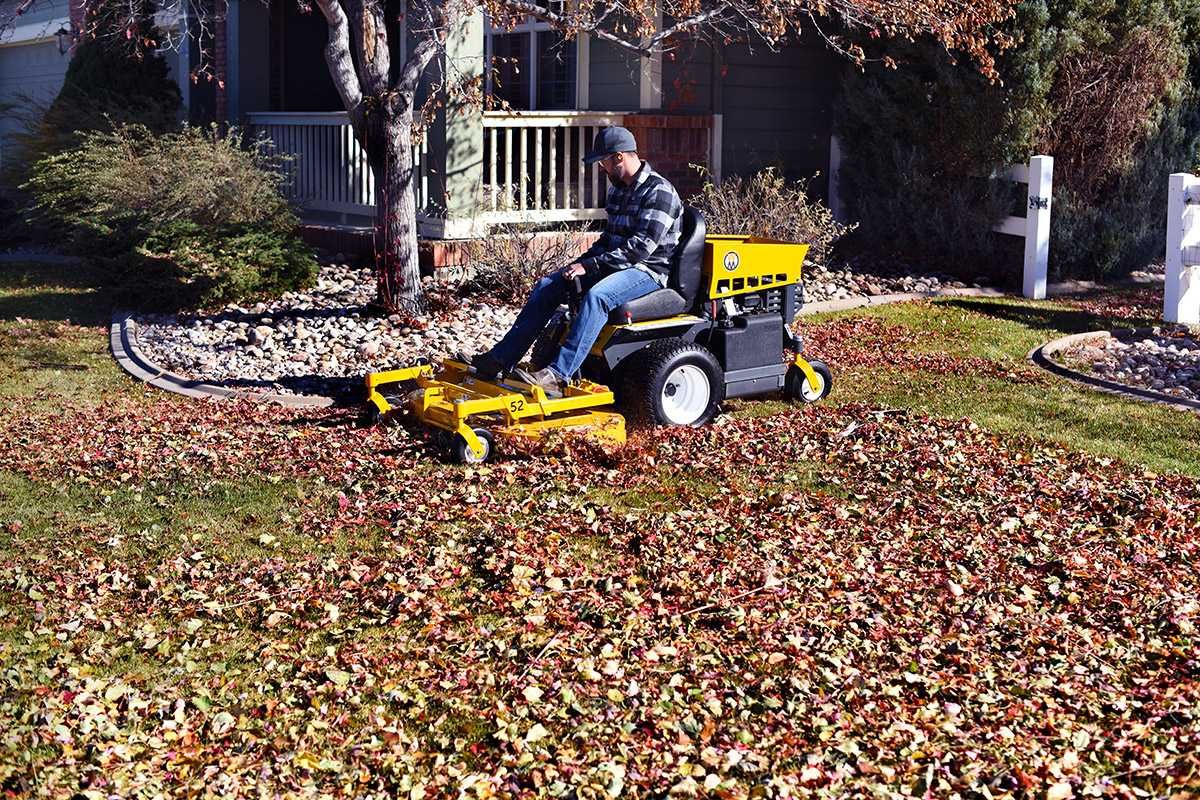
[[661, 364, 711, 425], [801, 372, 825, 402], [464, 436, 489, 463]]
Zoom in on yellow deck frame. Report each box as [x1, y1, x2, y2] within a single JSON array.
[[365, 359, 625, 458]]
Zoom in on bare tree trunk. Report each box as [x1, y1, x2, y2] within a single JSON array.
[[371, 111, 423, 317]]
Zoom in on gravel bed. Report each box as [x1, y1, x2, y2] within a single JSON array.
[[133, 258, 965, 401], [1061, 327, 1200, 402], [134, 263, 518, 402], [803, 258, 979, 302]]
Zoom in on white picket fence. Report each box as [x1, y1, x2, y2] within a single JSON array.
[[1165, 173, 1200, 324], [994, 155, 1054, 300]]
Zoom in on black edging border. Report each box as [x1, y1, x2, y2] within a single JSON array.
[[1030, 328, 1200, 413], [110, 311, 335, 409]]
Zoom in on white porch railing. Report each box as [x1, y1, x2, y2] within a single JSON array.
[[481, 111, 628, 225], [246, 110, 721, 234], [245, 112, 430, 223]]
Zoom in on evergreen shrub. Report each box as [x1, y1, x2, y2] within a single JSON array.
[[24, 124, 315, 308], [835, 0, 1200, 280]]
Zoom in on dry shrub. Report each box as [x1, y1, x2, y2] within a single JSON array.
[[1039, 25, 1186, 202], [459, 221, 587, 304], [689, 168, 855, 265]]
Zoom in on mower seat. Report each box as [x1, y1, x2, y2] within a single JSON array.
[[608, 206, 707, 324]]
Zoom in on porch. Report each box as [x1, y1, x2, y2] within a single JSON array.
[[245, 110, 723, 240]]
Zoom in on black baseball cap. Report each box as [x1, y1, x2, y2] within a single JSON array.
[[583, 126, 638, 164]]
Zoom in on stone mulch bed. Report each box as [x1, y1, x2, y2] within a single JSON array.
[[132, 259, 969, 401], [1059, 326, 1200, 402]]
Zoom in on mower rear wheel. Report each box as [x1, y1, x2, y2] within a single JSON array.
[[620, 339, 724, 428], [452, 427, 495, 464], [785, 359, 832, 403]]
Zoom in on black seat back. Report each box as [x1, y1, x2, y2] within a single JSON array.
[[670, 206, 706, 308]]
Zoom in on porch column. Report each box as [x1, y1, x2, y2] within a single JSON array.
[[434, 9, 485, 239]]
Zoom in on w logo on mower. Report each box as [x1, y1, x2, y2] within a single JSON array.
[[723, 251, 740, 271]]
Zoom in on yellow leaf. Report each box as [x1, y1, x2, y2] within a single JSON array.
[[295, 752, 320, 771]]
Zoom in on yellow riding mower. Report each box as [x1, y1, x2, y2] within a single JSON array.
[[365, 207, 832, 463]]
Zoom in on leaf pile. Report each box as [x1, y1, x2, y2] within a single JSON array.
[[2, 390, 1198, 797], [799, 314, 1046, 384], [1058, 288, 1163, 326]]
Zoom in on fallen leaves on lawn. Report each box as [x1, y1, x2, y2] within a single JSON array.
[[1, 374, 1198, 797], [800, 315, 1046, 384]]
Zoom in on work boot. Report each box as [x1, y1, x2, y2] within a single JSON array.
[[464, 351, 504, 380], [510, 366, 566, 399]]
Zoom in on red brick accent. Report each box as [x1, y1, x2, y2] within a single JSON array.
[[622, 113, 715, 201]]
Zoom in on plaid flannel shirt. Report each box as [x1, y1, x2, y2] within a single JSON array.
[[577, 162, 683, 287]]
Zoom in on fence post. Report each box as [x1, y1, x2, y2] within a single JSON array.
[[1165, 172, 1200, 325], [1022, 155, 1053, 300]]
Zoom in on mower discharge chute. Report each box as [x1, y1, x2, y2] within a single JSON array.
[[364, 207, 832, 463]]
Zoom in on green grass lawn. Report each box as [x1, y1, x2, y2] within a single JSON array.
[[790, 292, 1200, 476], [1, 261, 1197, 797]]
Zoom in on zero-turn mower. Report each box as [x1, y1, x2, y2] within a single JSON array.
[[364, 207, 832, 463]]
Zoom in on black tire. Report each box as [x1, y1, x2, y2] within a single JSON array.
[[451, 427, 495, 464], [619, 339, 724, 428], [785, 359, 832, 403], [528, 308, 569, 371]]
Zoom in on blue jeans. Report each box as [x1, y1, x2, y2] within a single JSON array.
[[487, 268, 661, 379]]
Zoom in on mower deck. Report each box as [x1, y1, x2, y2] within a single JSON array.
[[365, 358, 626, 459]]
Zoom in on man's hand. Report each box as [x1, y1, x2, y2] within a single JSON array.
[[560, 262, 587, 280]]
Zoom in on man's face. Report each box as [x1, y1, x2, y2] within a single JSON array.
[[598, 151, 634, 184]]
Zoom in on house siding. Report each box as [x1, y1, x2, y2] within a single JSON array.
[[0, 0, 72, 170], [662, 36, 841, 198], [586, 38, 639, 111]]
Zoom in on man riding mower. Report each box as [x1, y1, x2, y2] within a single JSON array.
[[363, 207, 832, 462]]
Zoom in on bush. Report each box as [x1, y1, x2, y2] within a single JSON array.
[[1050, 103, 1200, 278], [3, 1, 181, 189], [835, 38, 1033, 276], [689, 168, 854, 266], [24, 124, 314, 308], [835, 0, 1200, 281], [459, 221, 583, 304], [25, 124, 296, 246], [131, 222, 317, 309]]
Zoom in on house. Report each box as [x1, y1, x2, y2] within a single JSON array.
[[2, 0, 843, 244]]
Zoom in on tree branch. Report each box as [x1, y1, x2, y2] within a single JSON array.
[[313, 0, 366, 129], [346, 0, 390, 97]]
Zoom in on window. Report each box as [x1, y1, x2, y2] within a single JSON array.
[[485, 9, 580, 110]]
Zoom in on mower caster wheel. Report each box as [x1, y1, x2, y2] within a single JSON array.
[[786, 359, 832, 403], [452, 427, 495, 464]]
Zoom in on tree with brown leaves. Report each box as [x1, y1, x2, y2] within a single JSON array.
[[2, 0, 1018, 315]]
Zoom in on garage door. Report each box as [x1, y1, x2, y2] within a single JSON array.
[[0, 38, 70, 170]]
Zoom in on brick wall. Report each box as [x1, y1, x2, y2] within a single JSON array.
[[622, 114, 714, 202]]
